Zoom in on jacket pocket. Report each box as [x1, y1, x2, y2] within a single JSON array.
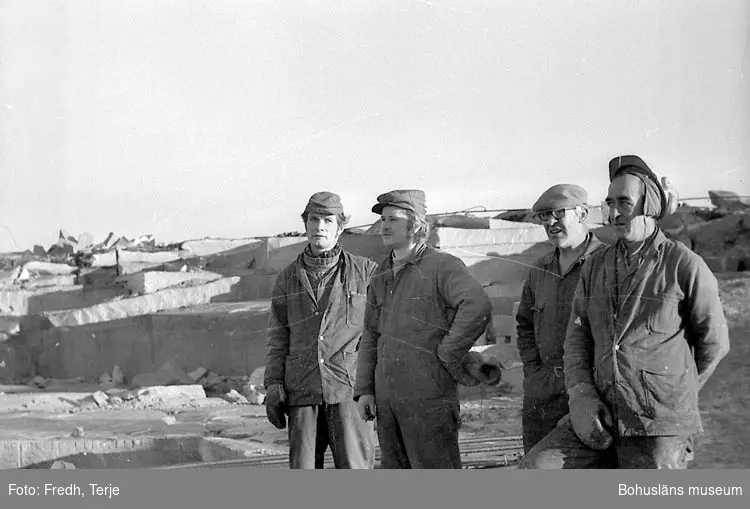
[[646, 296, 680, 335], [640, 367, 694, 418], [346, 291, 368, 327]]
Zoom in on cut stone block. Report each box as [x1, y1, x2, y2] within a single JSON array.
[[150, 301, 272, 379], [0, 286, 128, 317], [180, 238, 263, 258], [14, 437, 158, 469], [28, 315, 154, 381], [20, 275, 77, 289], [21, 261, 78, 276], [432, 223, 551, 257], [135, 384, 206, 401], [40, 276, 241, 327], [115, 270, 223, 294], [27, 300, 273, 381], [90, 249, 182, 269], [90, 252, 117, 267]]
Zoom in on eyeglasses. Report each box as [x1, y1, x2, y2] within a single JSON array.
[[535, 208, 571, 222]]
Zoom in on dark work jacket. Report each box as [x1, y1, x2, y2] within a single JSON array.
[[517, 233, 606, 370], [564, 230, 730, 437], [353, 244, 492, 404], [264, 249, 378, 406]]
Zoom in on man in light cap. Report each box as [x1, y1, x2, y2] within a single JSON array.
[[516, 183, 606, 453], [519, 155, 730, 469], [264, 191, 378, 469], [353, 189, 493, 469]]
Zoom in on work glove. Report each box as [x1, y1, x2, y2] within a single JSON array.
[[462, 351, 503, 386], [568, 383, 614, 450], [437, 346, 480, 386], [357, 394, 377, 422], [265, 383, 288, 430]]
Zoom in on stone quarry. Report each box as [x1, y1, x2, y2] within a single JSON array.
[[1, 189, 749, 469]]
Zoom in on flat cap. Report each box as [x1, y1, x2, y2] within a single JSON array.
[[303, 191, 344, 216], [608, 155, 668, 220], [532, 184, 588, 213], [372, 189, 426, 218]]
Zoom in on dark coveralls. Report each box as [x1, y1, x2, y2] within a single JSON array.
[[519, 230, 730, 468], [353, 243, 492, 469], [516, 233, 605, 452], [264, 250, 378, 469]]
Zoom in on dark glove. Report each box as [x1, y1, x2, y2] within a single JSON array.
[[437, 345, 481, 386], [568, 383, 614, 450], [265, 384, 288, 430], [462, 351, 503, 386]]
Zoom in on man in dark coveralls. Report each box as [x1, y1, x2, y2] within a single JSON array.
[[354, 189, 492, 469]]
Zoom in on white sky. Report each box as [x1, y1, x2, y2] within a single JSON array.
[[1, 0, 749, 251]]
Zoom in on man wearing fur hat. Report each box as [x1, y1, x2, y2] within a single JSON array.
[[353, 189, 493, 469], [264, 191, 378, 469], [519, 155, 730, 469], [516, 184, 606, 453]]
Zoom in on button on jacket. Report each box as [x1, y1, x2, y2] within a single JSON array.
[[563, 230, 730, 437], [264, 250, 378, 406]]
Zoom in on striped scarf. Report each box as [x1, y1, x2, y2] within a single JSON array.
[[302, 243, 342, 286]]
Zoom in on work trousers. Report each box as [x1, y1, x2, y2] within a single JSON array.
[[521, 364, 569, 453], [517, 415, 695, 469], [287, 401, 376, 469], [375, 396, 462, 469]]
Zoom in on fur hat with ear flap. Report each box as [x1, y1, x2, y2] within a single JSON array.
[[608, 155, 678, 220]]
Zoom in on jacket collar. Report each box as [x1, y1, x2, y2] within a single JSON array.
[[386, 241, 428, 268], [541, 231, 602, 268], [614, 227, 666, 258]]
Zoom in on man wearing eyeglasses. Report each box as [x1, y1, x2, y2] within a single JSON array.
[[518, 155, 730, 469], [515, 184, 606, 453]]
